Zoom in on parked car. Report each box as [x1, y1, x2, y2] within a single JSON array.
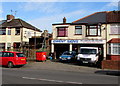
[[59, 51, 76, 62], [0, 51, 27, 68]]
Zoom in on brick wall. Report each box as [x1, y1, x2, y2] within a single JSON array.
[[102, 60, 120, 70], [106, 55, 120, 61]]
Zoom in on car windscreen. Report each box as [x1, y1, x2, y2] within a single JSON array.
[[80, 49, 97, 54], [16, 53, 25, 57], [62, 52, 73, 55]]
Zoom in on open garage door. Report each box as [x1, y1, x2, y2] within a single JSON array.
[[54, 44, 69, 59]]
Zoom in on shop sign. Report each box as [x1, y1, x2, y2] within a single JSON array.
[[51, 40, 106, 44]]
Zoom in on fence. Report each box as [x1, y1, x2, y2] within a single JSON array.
[[0, 48, 50, 61]]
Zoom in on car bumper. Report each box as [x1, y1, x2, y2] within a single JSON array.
[[77, 59, 96, 64], [59, 58, 71, 61]]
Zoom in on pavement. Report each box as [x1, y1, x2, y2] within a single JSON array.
[[21, 60, 120, 76]]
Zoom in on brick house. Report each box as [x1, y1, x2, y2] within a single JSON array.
[[51, 11, 120, 62], [106, 11, 120, 61]]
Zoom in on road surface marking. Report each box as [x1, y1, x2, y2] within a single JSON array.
[[22, 77, 82, 84]]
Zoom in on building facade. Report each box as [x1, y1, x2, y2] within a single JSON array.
[[106, 11, 120, 60], [0, 15, 42, 51], [51, 11, 120, 60]]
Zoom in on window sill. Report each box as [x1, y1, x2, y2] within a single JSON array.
[[107, 54, 120, 56], [86, 35, 101, 37], [109, 34, 120, 35], [57, 36, 68, 37], [74, 34, 82, 35]]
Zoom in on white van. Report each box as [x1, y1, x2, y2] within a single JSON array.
[[77, 47, 99, 64]]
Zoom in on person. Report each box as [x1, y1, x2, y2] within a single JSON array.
[[98, 48, 102, 56], [48, 53, 53, 60], [97, 48, 103, 68]]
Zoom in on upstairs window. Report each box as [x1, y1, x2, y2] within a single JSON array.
[[86, 25, 101, 36], [0, 28, 6, 35], [15, 28, 20, 35], [110, 24, 120, 34], [57, 27, 68, 37], [75, 26, 82, 35], [8, 28, 11, 35]]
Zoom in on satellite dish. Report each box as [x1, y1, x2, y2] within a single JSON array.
[[24, 31, 32, 38]]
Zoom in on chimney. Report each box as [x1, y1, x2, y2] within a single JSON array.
[[7, 15, 15, 20], [63, 17, 66, 24]]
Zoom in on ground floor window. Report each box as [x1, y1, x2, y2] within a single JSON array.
[[13, 42, 21, 48], [0, 43, 5, 50], [109, 43, 120, 55]]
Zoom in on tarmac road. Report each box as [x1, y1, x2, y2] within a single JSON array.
[[1, 60, 119, 85]]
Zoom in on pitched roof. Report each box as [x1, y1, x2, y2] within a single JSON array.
[[72, 11, 107, 24], [107, 38, 120, 43], [107, 11, 120, 23], [0, 20, 6, 25], [0, 19, 42, 32]]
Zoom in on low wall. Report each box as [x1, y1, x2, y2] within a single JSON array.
[[102, 60, 120, 70], [106, 55, 120, 60]]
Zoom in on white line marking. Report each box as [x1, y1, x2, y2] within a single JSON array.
[[22, 77, 82, 84]]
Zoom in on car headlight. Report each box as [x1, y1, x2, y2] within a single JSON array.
[[59, 57, 62, 59], [77, 57, 80, 60], [67, 57, 71, 59]]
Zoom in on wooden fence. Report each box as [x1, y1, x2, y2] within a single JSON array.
[[0, 48, 50, 61]]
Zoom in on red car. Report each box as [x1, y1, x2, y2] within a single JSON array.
[[0, 51, 27, 68]]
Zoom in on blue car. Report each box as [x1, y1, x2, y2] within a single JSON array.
[[59, 51, 76, 62]]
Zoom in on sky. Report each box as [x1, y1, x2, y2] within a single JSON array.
[[0, 1, 119, 33]]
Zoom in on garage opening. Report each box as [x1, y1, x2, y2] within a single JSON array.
[[54, 44, 69, 59]]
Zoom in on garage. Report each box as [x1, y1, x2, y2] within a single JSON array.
[[54, 44, 69, 59]]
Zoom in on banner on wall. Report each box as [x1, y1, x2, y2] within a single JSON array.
[[51, 39, 106, 44]]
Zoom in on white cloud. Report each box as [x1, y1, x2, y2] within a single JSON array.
[[28, 9, 91, 32], [23, 2, 119, 33], [1, 0, 118, 2], [100, 2, 118, 11], [106, 2, 118, 7], [22, 2, 60, 13]]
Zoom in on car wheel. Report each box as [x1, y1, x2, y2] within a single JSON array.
[[7, 62, 14, 68]]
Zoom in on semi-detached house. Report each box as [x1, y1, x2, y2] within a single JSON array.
[[51, 11, 120, 61], [0, 15, 42, 51]]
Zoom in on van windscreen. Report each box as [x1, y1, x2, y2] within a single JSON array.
[[80, 49, 96, 54]]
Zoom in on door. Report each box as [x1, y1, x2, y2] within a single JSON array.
[[2, 52, 9, 65], [0, 52, 2, 65], [2, 52, 15, 65]]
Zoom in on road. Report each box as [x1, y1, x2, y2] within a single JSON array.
[[1, 61, 119, 85]]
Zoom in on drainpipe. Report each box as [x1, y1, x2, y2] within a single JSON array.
[[104, 23, 107, 60], [21, 28, 23, 52]]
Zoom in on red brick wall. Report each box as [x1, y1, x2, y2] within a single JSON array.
[[102, 60, 120, 70], [106, 55, 120, 61]]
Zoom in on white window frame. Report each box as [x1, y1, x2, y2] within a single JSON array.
[[75, 26, 82, 35], [8, 28, 11, 35], [110, 24, 120, 34], [109, 43, 120, 55]]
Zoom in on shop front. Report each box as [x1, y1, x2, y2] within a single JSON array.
[[51, 39, 106, 59]]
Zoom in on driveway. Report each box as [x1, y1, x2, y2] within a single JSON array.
[[22, 60, 102, 73]]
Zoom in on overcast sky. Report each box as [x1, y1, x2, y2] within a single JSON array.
[[0, 1, 119, 32]]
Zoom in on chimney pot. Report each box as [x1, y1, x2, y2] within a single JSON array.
[[63, 17, 66, 23], [7, 15, 15, 20]]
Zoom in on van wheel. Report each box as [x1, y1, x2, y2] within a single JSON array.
[[7, 62, 14, 68]]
